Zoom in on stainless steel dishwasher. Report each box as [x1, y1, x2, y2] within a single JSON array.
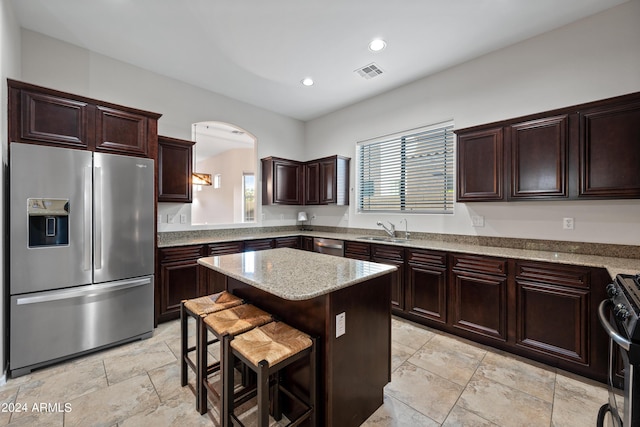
[[313, 237, 344, 257]]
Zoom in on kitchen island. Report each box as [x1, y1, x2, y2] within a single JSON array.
[[198, 248, 396, 427]]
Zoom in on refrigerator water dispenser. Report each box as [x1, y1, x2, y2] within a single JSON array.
[[27, 198, 69, 247]]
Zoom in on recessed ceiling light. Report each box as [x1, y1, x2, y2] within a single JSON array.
[[301, 77, 314, 86], [368, 39, 387, 52]]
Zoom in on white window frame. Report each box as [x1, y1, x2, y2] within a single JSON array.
[[356, 121, 455, 214]]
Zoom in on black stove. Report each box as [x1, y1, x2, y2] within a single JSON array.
[[598, 273, 640, 427], [606, 274, 640, 342]]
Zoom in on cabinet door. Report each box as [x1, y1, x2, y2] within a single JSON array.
[[406, 250, 447, 324], [16, 89, 90, 149], [319, 159, 337, 204], [508, 115, 568, 199], [451, 270, 507, 342], [304, 162, 320, 205], [160, 260, 200, 322], [372, 245, 405, 311], [456, 127, 504, 201], [515, 261, 591, 364], [579, 99, 640, 198], [95, 105, 148, 157], [208, 241, 244, 255], [158, 136, 193, 202], [300, 236, 314, 251], [262, 157, 303, 205]]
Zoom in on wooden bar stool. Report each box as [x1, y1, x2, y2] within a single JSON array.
[[180, 291, 243, 412], [200, 304, 274, 417], [222, 321, 317, 427]]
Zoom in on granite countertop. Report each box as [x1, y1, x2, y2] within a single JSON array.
[[162, 229, 640, 279], [198, 247, 397, 300]]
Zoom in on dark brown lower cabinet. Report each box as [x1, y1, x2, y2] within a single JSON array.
[[275, 236, 300, 248], [372, 245, 405, 311], [243, 238, 275, 251], [157, 245, 205, 323], [405, 249, 447, 324], [515, 261, 591, 365], [451, 265, 508, 343], [344, 241, 371, 261]]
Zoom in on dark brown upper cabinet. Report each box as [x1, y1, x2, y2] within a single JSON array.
[[262, 155, 350, 206], [456, 127, 504, 201], [158, 135, 194, 203], [8, 79, 161, 158], [578, 96, 640, 199], [507, 115, 569, 200], [261, 157, 304, 205], [456, 91, 640, 201], [304, 155, 350, 205]]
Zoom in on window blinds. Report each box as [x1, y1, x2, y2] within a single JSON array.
[[357, 123, 454, 213]]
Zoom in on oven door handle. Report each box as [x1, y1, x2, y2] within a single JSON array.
[[598, 299, 631, 351]]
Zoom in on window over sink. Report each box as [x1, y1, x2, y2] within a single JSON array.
[[357, 121, 455, 214]]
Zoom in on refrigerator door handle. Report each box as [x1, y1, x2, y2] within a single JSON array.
[[94, 166, 102, 270], [83, 165, 92, 271], [15, 277, 152, 306]]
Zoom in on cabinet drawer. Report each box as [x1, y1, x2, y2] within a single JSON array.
[[452, 254, 507, 276], [344, 241, 371, 259], [275, 236, 300, 248], [516, 261, 590, 289], [159, 245, 204, 262], [406, 249, 446, 268], [244, 239, 274, 251], [372, 244, 404, 261], [208, 241, 244, 256]]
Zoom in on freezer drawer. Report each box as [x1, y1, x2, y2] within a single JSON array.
[[10, 276, 154, 377]]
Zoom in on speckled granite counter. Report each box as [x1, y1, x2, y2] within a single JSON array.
[[198, 247, 396, 300], [160, 228, 640, 278]]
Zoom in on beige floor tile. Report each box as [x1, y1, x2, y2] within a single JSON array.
[[391, 341, 415, 372], [442, 405, 500, 427], [118, 397, 211, 427], [408, 334, 486, 386], [458, 376, 552, 427], [385, 362, 463, 423], [0, 384, 21, 425], [391, 318, 435, 350], [10, 358, 107, 424], [362, 394, 439, 426], [6, 411, 63, 427], [147, 362, 193, 404], [551, 371, 609, 427], [474, 351, 556, 402], [63, 374, 160, 427], [103, 341, 176, 385]]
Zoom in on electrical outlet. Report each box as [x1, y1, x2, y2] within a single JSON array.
[[563, 217, 574, 230], [336, 312, 346, 338], [471, 215, 485, 227], [168, 214, 175, 224], [180, 214, 187, 224]]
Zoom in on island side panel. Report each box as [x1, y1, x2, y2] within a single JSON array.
[[327, 273, 392, 427]]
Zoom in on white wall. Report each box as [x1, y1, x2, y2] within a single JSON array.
[[192, 148, 255, 224], [1, 0, 22, 383], [304, 0, 640, 245]]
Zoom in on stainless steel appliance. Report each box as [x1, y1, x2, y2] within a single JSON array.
[[597, 273, 640, 426], [9, 143, 155, 377], [313, 237, 344, 257]]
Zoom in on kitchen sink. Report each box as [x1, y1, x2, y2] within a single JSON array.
[[356, 236, 410, 243]]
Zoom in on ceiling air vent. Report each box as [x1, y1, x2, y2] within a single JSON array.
[[355, 63, 384, 80]]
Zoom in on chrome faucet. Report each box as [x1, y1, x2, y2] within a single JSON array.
[[377, 221, 396, 237], [400, 218, 410, 240]]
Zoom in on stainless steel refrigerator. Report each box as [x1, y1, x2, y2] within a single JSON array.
[[9, 143, 154, 377]]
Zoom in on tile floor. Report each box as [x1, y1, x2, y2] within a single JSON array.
[[0, 316, 610, 426]]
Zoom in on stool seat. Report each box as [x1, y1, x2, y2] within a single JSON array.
[[203, 303, 273, 337], [231, 321, 312, 366], [183, 291, 243, 315]]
